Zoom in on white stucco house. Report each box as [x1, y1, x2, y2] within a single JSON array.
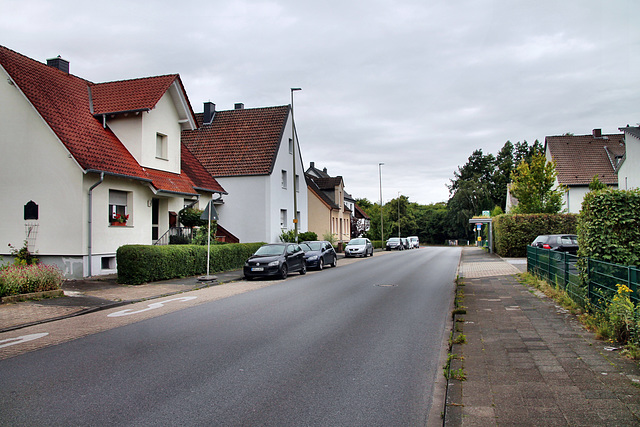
[[544, 129, 625, 213], [617, 126, 640, 190], [182, 102, 307, 244], [0, 46, 226, 278]]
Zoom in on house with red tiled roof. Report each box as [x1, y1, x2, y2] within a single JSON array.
[[305, 173, 352, 248], [182, 102, 307, 243], [544, 129, 625, 213], [0, 46, 225, 278], [617, 126, 640, 191]]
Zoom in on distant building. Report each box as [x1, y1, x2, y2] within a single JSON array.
[[544, 129, 624, 213]]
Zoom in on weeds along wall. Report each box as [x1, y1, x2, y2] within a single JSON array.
[[117, 242, 265, 285], [578, 189, 640, 266], [493, 213, 578, 257]]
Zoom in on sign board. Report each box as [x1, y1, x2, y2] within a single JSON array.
[[482, 210, 490, 217], [476, 223, 482, 230], [200, 201, 219, 221]]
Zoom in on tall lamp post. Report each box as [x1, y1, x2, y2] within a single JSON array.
[[397, 191, 401, 238], [379, 162, 384, 246], [291, 88, 302, 243]]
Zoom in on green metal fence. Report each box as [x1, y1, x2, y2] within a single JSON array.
[[527, 246, 639, 309]]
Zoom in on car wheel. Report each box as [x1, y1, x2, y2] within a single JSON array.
[[280, 264, 288, 279], [318, 258, 324, 270], [370, 248, 374, 256], [331, 256, 337, 268], [300, 262, 307, 275]]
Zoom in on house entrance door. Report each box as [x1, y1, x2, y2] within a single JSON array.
[[152, 198, 159, 241]]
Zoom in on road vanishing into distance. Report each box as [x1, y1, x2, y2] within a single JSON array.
[[0, 247, 461, 426]]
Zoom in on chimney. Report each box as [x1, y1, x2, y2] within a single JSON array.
[[592, 128, 602, 138], [203, 102, 215, 124], [323, 167, 328, 174], [310, 161, 315, 169], [46, 55, 69, 73], [234, 103, 244, 110]]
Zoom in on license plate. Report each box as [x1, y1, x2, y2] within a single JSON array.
[[251, 267, 264, 272]]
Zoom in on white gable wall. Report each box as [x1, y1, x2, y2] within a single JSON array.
[[107, 92, 182, 174], [1, 66, 85, 266], [619, 131, 640, 190], [214, 116, 308, 244]]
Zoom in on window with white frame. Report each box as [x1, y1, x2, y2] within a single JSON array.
[[281, 170, 287, 189], [156, 133, 168, 160], [288, 138, 293, 154], [109, 190, 130, 224], [280, 209, 287, 229]]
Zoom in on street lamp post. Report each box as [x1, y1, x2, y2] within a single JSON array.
[[398, 191, 401, 238], [291, 88, 301, 243], [379, 163, 384, 246]]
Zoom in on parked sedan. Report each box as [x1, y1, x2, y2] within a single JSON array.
[[344, 238, 374, 257], [385, 237, 404, 251], [300, 241, 338, 270], [244, 243, 307, 280], [531, 234, 579, 255]]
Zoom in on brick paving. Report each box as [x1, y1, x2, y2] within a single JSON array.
[[445, 247, 640, 426]]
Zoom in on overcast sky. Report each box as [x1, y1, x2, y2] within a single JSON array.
[[3, 0, 639, 205]]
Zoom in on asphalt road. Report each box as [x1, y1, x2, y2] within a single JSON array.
[[0, 246, 461, 426]]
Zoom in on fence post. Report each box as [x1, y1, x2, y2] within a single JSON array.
[[587, 257, 592, 306]]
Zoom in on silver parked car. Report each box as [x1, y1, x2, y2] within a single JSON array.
[[344, 238, 374, 257]]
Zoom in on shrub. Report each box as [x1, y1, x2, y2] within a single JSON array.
[[7, 240, 39, 266], [578, 189, 640, 266], [116, 242, 265, 285], [493, 213, 578, 257], [298, 231, 318, 242], [0, 264, 63, 297]]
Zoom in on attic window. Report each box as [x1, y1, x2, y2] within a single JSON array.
[[281, 170, 287, 189], [289, 138, 293, 154], [156, 133, 168, 160]]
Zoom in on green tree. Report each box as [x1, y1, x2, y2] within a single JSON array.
[[510, 153, 564, 214], [588, 175, 608, 192], [491, 141, 514, 211]]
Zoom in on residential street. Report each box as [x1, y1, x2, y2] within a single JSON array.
[[0, 247, 460, 426]]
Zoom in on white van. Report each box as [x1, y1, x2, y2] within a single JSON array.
[[408, 236, 419, 249]]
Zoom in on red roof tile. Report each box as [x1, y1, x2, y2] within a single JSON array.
[[91, 75, 177, 115], [182, 106, 290, 177], [1, 45, 223, 195], [545, 133, 625, 186]]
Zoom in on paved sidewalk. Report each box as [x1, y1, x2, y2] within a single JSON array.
[[445, 247, 640, 426], [0, 270, 245, 333]]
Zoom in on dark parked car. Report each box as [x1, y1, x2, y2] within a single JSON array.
[[344, 238, 374, 257], [385, 237, 404, 251], [300, 241, 337, 270], [244, 243, 306, 280], [531, 234, 579, 254]]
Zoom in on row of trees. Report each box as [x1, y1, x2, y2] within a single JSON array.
[[357, 139, 565, 244]]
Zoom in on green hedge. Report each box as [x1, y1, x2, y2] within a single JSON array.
[[493, 213, 578, 257], [117, 242, 265, 285], [579, 189, 640, 266]]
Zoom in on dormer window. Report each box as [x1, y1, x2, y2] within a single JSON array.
[[156, 133, 168, 160]]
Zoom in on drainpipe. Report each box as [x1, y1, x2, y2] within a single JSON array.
[[88, 172, 105, 277]]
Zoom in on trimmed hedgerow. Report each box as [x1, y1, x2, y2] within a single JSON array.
[[578, 189, 640, 266], [116, 242, 265, 285], [493, 213, 578, 257]]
